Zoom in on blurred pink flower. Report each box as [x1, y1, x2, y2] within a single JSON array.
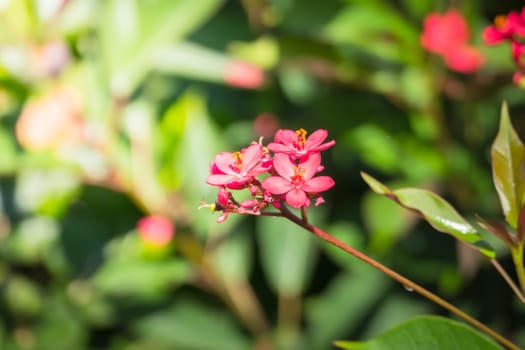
[[421, 9, 469, 54], [16, 86, 85, 151], [262, 152, 334, 208], [443, 46, 485, 73], [421, 9, 484, 73], [137, 215, 174, 247], [224, 61, 265, 89]]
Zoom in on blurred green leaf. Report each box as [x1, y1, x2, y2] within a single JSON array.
[[257, 211, 321, 296], [306, 267, 390, 350], [343, 124, 400, 174], [5, 216, 59, 263], [33, 293, 87, 350], [100, 0, 225, 96], [212, 226, 253, 283], [361, 172, 495, 258], [132, 297, 250, 350], [323, 2, 420, 65], [362, 190, 414, 255], [491, 102, 525, 229], [4, 275, 42, 318], [334, 315, 502, 350], [93, 258, 191, 299]]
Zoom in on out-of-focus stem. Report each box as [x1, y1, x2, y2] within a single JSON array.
[[511, 243, 525, 296], [277, 205, 520, 350], [277, 293, 301, 350]]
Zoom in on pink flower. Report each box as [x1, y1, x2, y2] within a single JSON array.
[[443, 46, 485, 73], [483, 9, 525, 45], [206, 144, 270, 188], [137, 215, 175, 247], [420, 9, 484, 73], [262, 153, 334, 208], [224, 61, 265, 89], [421, 9, 469, 54], [267, 128, 335, 160]]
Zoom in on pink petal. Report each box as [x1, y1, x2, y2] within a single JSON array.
[[267, 143, 294, 154], [274, 129, 297, 145], [443, 45, 484, 73], [300, 152, 322, 180], [262, 176, 293, 194], [305, 129, 328, 149], [285, 189, 308, 208], [482, 26, 506, 45], [241, 144, 263, 172], [302, 176, 335, 192], [206, 174, 239, 186], [272, 153, 296, 179], [214, 152, 236, 175]]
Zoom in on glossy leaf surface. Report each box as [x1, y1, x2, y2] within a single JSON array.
[[361, 172, 495, 258], [334, 315, 501, 350], [491, 102, 525, 229]]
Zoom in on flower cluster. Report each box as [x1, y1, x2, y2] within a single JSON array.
[[420, 9, 484, 73], [483, 6, 525, 85], [204, 128, 335, 222]]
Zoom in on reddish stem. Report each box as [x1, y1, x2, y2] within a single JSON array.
[[277, 205, 519, 350]]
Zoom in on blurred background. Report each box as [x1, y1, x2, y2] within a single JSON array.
[[0, 0, 525, 349]]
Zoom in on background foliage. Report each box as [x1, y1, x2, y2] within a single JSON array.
[[0, 0, 525, 349]]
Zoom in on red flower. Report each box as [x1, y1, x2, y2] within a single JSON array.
[[262, 153, 334, 208], [421, 9, 469, 54], [267, 128, 335, 161], [206, 144, 270, 188], [420, 9, 484, 73], [483, 9, 525, 45], [137, 215, 174, 247], [443, 46, 485, 73]]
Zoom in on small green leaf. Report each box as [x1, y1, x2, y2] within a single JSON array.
[[361, 172, 495, 258], [334, 315, 502, 350], [491, 102, 525, 228]]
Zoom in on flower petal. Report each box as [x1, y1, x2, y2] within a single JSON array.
[[206, 174, 239, 186], [300, 152, 322, 180], [267, 143, 294, 154], [241, 144, 263, 172], [305, 129, 328, 149], [272, 153, 296, 179], [286, 189, 308, 208], [262, 176, 293, 194], [274, 129, 297, 145], [214, 152, 236, 175], [302, 176, 335, 192]]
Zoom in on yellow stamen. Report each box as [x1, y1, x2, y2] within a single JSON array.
[[495, 15, 507, 28], [295, 128, 307, 149]]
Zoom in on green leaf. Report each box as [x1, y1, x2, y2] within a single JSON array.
[[100, 0, 224, 96], [132, 297, 250, 350], [491, 102, 525, 228], [256, 211, 320, 296], [361, 172, 495, 258], [334, 315, 502, 350]]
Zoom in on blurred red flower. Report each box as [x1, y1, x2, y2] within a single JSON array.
[[421, 9, 484, 73], [137, 215, 174, 247]]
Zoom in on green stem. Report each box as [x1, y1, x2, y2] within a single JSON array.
[[277, 206, 519, 350], [511, 243, 525, 295]]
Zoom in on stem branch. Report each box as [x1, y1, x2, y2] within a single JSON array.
[[278, 205, 519, 350]]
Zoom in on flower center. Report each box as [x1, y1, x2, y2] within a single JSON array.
[[232, 151, 244, 171], [290, 165, 305, 186], [495, 15, 507, 28], [294, 128, 307, 150]]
